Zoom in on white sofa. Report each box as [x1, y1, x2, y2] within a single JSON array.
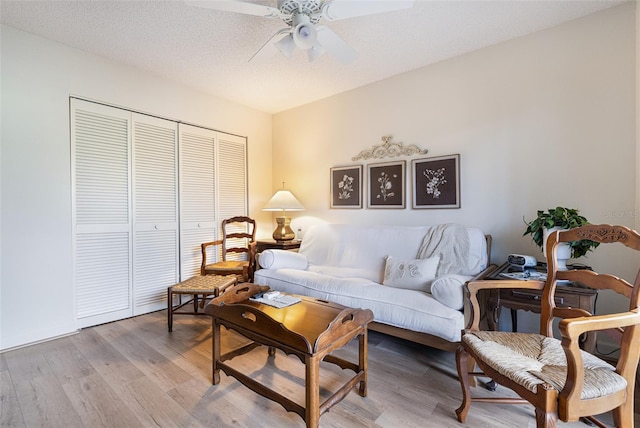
[[254, 223, 495, 351]]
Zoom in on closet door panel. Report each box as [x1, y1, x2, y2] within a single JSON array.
[[216, 134, 248, 261], [72, 99, 133, 328], [217, 133, 248, 219], [179, 124, 216, 280], [76, 233, 130, 322], [132, 115, 179, 314]]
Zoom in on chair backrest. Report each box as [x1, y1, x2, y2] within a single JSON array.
[[221, 216, 256, 261], [541, 224, 640, 395]]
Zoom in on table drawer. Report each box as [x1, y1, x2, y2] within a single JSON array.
[[502, 289, 580, 308]]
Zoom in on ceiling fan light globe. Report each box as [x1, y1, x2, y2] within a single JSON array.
[[293, 23, 317, 50], [307, 44, 325, 62]]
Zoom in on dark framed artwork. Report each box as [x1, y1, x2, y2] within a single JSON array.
[[367, 161, 405, 209], [330, 165, 363, 208], [412, 154, 460, 209]]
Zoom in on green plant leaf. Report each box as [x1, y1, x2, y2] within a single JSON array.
[[523, 207, 597, 259]]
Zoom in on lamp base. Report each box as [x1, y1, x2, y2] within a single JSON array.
[[272, 217, 295, 242]]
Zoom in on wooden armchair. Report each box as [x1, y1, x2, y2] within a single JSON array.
[[456, 224, 640, 427], [201, 216, 256, 282]]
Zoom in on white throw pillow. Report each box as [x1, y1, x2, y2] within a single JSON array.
[[382, 255, 440, 291], [259, 249, 308, 270], [430, 274, 472, 310]]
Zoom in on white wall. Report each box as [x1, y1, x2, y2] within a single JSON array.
[[0, 25, 273, 350], [274, 5, 637, 323]]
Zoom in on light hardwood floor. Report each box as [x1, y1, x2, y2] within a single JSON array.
[[2, 310, 638, 427]]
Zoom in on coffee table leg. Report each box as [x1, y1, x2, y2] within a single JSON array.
[[305, 355, 320, 428], [358, 328, 368, 397], [212, 318, 221, 385]]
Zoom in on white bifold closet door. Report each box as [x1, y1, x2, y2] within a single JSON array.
[[132, 114, 179, 315], [72, 100, 133, 328], [72, 99, 179, 328], [179, 124, 247, 280]]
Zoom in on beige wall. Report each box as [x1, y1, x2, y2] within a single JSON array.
[[274, 4, 636, 319], [0, 26, 273, 350], [637, 1, 640, 232]]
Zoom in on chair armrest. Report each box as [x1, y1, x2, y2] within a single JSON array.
[[464, 278, 545, 331], [201, 240, 223, 275], [557, 309, 640, 407], [559, 309, 640, 338]]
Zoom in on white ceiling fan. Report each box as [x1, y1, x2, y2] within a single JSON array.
[[187, 0, 414, 64]]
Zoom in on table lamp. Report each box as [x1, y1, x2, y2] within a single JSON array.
[[263, 183, 305, 242]]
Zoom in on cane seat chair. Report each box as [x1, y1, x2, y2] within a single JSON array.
[[456, 224, 640, 428], [201, 216, 257, 282]]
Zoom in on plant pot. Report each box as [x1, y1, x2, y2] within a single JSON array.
[[543, 227, 571, 270]]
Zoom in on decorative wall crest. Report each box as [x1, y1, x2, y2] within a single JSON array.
[[351, 135, 427, 161]]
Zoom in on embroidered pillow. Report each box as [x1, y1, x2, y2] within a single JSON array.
[[382, 255, 440, 291]]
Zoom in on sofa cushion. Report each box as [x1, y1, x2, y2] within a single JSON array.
[[253, 267, 466, 342], [259, 249, 308, 270], [382, 255, 440, 291], [429, 274, 473, 310]]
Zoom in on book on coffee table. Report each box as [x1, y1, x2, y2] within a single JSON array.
[[250, 292, 301, 308]]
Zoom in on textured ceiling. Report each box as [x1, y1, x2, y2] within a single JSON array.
[[0, 0, 624, 114]]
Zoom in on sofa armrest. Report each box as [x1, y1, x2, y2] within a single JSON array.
[[258, 249, 308, 270]]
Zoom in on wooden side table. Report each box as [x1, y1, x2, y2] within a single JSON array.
[[486, 262, 598, 352], [255, 239, 301, 253]]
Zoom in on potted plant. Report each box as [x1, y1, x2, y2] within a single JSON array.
[[523, 207, 599, 265]]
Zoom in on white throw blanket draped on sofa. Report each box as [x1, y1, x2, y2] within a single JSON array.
[[417, 223, 471, 276]]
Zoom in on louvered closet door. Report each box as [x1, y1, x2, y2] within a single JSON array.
[[72, 99, 133, 328], [216, 133, 249, 260], [179, 124, 217, 280], [132, 114, 179, 314]]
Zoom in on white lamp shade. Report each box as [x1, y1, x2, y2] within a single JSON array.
[[263, 190, 305, 211]]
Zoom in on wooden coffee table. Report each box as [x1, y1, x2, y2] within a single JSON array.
[[205, 283, 374, 428]]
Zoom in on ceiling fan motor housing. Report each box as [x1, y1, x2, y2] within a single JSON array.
[[278, 0, 322, 25]]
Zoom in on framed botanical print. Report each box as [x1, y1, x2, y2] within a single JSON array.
[[367, 161, 405, 209], [330, 165, 363, 208], [412, 154, 460, 209]]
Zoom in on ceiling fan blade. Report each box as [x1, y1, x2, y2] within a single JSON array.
[[315, 25, 358, 64], [249, 28, 290, 62], [274, 33, 296, 59], [322, 0, 414, 21], [185, 0, 280, 18]]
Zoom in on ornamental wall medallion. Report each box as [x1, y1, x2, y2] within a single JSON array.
[[351, 135, 427, 161]]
